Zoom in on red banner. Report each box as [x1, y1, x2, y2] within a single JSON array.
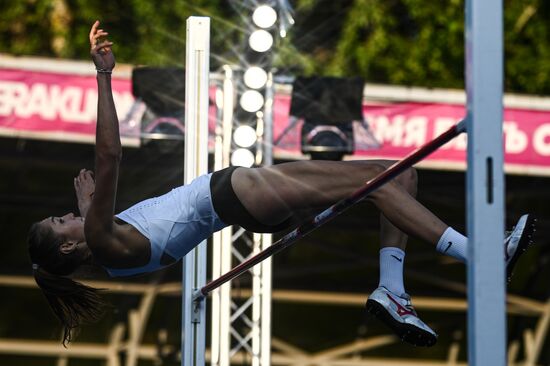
[[272, 94, 550, 175], [0, 68, 138, 144], [2, 67, 550, 175]]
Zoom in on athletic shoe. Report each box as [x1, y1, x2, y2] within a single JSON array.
[[366, 286, 437, 347], [505, 214, 536, 282]]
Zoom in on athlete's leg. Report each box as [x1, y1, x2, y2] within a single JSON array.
[[231, 160, 533, 347], [232, 160, 447, 245], [237, 160, 415, 299], [373, 160, 417, 251], [232, 159, 443, 346]]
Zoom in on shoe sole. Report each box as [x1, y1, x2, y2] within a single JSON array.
[[366, 299, 437, 347], [507, 214, 536, 283]]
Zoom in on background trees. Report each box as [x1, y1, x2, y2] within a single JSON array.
[[0, 0, 548, 92]]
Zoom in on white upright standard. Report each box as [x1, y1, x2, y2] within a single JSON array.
[[465, 0, 506, 364], [182, 16, 210, 366]]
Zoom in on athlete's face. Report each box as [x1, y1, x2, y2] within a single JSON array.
[[40, 213, 86, 243]]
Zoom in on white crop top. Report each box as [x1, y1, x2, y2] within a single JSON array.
[[103, 173, 227, 277]]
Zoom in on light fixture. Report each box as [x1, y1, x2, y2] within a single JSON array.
[[244, 67, 268, 89], [240, 90, 264, 112], [248, 30, 273, 52], [231, 148, 255, 167], [290, 76, 365, 160], [233, 125, 257, 148], [252, 5, 277, 29]]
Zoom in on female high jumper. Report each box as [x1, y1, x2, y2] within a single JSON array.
[[27, 21, 534, 347]]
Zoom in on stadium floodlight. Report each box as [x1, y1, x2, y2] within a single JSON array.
[[290, 76, 365, 160], [233, 125, 257, 148], [252, 5, 277, 29], [249, 30, 273, 52], [244, 66, 268, 89], [231, 148, 255, 167], [240, 90, 265, 112]]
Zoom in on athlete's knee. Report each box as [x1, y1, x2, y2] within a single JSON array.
[[361, 163, 389, 200], [397, 166, 418, 196], [364, 162, 387, 177], [364, 162, 412, 202]]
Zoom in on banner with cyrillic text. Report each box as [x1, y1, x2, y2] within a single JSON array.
[[0, 68, 138, 145], [272, 94, 550, 176], [2, 68, 549, 175]]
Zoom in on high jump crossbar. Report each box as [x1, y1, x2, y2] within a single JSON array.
[[194, 119, 467, 302]]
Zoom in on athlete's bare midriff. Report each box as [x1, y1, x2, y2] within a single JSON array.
[[91, 217, 151, 269]]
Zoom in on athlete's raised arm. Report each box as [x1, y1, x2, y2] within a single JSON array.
[[84, 21, 124, 264]]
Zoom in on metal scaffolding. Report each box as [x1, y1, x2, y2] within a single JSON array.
[[210, 66, 274, 366]]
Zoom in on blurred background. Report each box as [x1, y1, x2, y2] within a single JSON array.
[[0, 0, 549, 365]]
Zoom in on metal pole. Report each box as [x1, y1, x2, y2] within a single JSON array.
[[211, 65, 235, 366], [259, 72, 275, 366], [182, 16, 210, 366], [465, 0, 506, 364], [210, 78, 224, 366], [196, 120, 467, 300]]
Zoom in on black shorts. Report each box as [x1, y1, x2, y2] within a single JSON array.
[[210, 166, 292, 233]]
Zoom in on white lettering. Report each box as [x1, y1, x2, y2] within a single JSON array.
[[0, 81, 26, 116], [59, 87, 88, 122], [371, 115, 405, 146], [503, 121, 528, 154], [26, 83, 57, 120], [403, 116, 428, 147], [0, 80, 134, 126], [533, 124, 550, 156], [83, 88, 98, 122], [6, 82, 29, 117]]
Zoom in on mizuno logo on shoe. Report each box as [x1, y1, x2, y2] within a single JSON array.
[[391, 255, 403, 262], [386, 294, 416, 317]]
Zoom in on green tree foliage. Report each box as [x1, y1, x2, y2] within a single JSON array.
[[504, 0, 550, 94], [0, 0, 548, 94], [0, 0, 239, 67], [289, 0, 550, 94]]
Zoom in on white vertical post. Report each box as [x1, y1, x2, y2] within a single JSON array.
[[252, 233, 263, 366], [465, 0, 506, 365], [182, 16, 210, 366], [260, 72, 274, 366], [211, 94, 223, 366], [211, 65, 234, 366], [260, 234, 272, 366]]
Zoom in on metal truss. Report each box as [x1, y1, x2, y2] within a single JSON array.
[[220, 229, 272, 366], [209, 66, 275, 366]]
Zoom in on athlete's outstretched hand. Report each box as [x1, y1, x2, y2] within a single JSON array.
[[89, 20, 115, 72], [74, 169, 95, 217]]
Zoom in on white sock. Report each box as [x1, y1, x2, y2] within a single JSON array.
[[378, 247, 406, 295], [436, 227, 468, 262]]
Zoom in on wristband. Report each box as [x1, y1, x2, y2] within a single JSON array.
[[96, 68, 112, 74]]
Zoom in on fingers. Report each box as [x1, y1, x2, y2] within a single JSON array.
[[91, 30, 109, 45], [91, 41, 114, 54], [74, 169, 83, 187], [74, 169, 95, 185], [89, 20, 110, 49], [89, 20, 100, 45]]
